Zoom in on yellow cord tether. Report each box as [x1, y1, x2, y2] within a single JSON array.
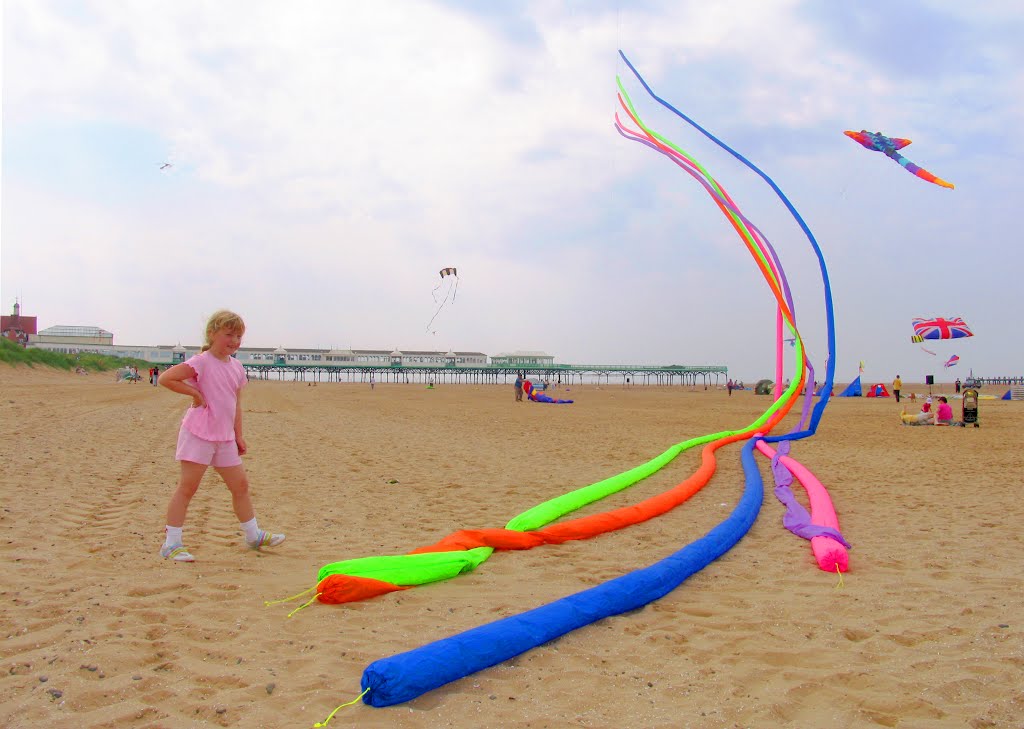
[[287, 593, 322, 619], [314, 687, 370, 727], [833, 563, 845, 589], [264, 585, 316, 607]]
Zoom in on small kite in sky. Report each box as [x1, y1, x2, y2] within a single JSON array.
[[844, 130, 954, 189], [426, 267, 459, 334], [159, 162, 173, 171], [944, 354, 960, 368]]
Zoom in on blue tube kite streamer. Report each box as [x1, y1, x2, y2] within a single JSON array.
[[617, 50, 837, 440], [359, 438, 765, 707]]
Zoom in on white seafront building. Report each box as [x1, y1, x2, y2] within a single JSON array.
[[25, 327, 548, 368], [24, 327, 728, 385]]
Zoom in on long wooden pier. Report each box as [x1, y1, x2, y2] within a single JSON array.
[[243, 362, 728, 386], [966, 376, 1024, 385]]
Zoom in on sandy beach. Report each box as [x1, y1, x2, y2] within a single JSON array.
[[1, 365, 1021, 728]]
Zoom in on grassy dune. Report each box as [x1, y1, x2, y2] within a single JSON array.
[[0, 337, 153, 372]]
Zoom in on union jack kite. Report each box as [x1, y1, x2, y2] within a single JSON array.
[[911, 316, 974, 340]]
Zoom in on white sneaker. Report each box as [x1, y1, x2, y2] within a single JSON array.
[[160, 544, 195, 562], [246, 530, 285, 550]]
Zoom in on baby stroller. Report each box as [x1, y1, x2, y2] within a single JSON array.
[[962, 388, 979, 427]]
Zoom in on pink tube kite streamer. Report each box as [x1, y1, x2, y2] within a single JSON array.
[[754, 441, 849, 572], [775, 307, 784, 401]]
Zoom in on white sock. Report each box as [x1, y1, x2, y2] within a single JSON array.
[[164, 525, 183, 548], [240, 517, 260, 542]]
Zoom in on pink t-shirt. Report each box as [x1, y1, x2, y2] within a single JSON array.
[[936, 402, 953, 421], [181, 352, 247, 441]]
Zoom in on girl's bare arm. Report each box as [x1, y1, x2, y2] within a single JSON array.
[[234, 390, 247, 455], [158, 363, 204, 407]]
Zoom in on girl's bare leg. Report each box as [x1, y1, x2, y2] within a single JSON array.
[[166, 461, 208, 527], [215, 464, 255, 523]]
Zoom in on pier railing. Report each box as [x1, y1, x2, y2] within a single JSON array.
[[966, 376, 1024, 385], [242, 362, 728, 386]]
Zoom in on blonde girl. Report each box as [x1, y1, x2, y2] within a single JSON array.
[[157, 310, 284, 561]]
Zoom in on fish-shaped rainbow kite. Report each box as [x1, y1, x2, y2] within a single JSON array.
[[844, 130, 954, 189]]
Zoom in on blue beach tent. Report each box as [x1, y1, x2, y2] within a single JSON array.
[[838, 376, 862, 397]]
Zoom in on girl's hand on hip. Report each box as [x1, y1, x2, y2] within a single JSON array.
[[191, 392, 206, 409]]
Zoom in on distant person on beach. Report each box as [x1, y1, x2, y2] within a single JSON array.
[[151, 366, 160, 386], [901, 396, 933, 425], [901, 396, 956, 426], [369, 373, 375, 390], [727, 379, 734, 396], [955, 378, 961, 394], [514, 374, 523, 401], [901, 407, 933, 425], [892, 375, 903, 402], [157, 310, 284, 562]]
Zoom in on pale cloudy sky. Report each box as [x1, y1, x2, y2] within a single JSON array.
[[2, 0, 1021, 381]]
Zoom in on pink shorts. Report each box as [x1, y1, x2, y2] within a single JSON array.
[[175, 425, 241, 468]]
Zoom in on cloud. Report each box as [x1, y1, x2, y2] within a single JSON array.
[[2, 0, 1022, 380]]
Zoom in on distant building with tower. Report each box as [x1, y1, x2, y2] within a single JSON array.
[[1, 301, 37, 346]]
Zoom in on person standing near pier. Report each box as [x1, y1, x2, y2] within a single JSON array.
[[157, 310, 284, 562]]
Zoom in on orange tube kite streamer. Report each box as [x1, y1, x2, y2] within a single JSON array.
[[315, 376, 804, 605]]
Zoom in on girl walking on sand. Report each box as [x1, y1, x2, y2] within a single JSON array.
[[157, 310, 284, 561]]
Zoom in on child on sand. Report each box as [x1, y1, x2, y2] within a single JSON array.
[[157, 310, 284, 562], [900, 396, 957, 426], [934, 396, 954, 425]]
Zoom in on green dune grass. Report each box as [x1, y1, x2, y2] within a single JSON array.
[[0, 337, 153, 372]]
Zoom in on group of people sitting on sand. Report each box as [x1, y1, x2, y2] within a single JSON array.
[[116, 366, 141, 382], [900, 396, 959, 426]]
